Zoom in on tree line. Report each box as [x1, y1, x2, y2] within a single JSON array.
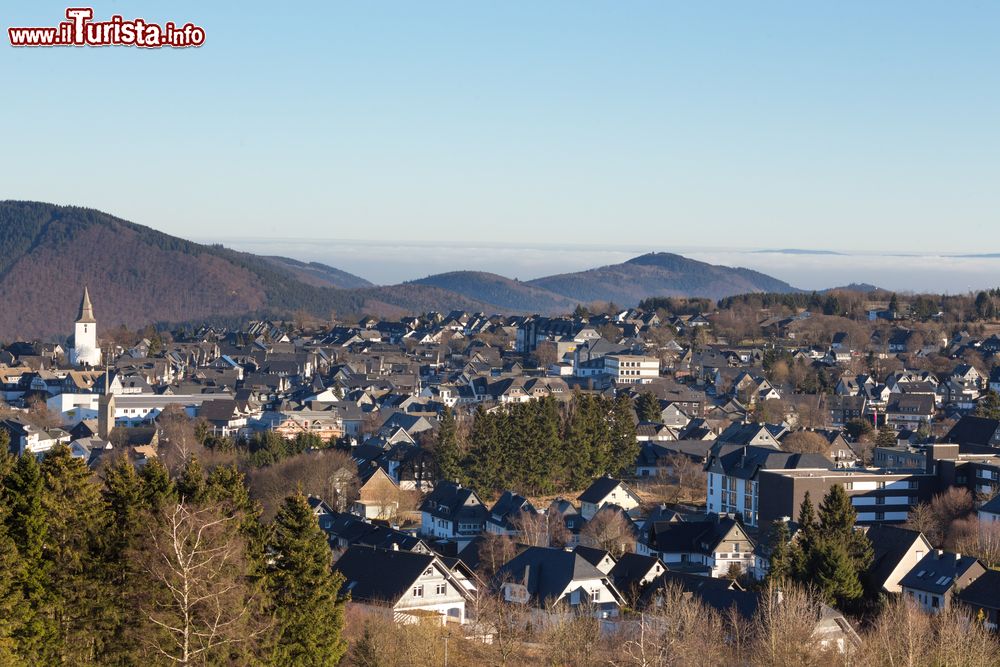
[[435, 393, 639, 497], [0, 444, 347, 666]]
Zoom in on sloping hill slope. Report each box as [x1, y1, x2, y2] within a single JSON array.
[[408, 271, 577, 313], [527, 252, 797, 303]]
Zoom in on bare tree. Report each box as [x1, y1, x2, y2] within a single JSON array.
[[580, 508, 636, 557], [751, 583, 833, 667], [476, 532, 517, 581], [137, 502, 258, 665], [781, 431, 831, 455], [510, 510, 570, 548], [951, 516, 1000, 567]]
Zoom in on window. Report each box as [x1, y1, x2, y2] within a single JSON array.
[[591, 589, 600, 602], [412, 585, 424, 598], [435, 583, 447, 596]]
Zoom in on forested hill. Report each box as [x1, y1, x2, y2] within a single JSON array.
[[527, 252, 798, 303], [0, 202, 802, 341]]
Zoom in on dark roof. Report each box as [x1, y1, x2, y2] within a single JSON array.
[[493, 546, 610, 606], [636, 570, 737, 608], [647, 515, 752, 555], [864, 525, 928, 592], [198, 398, 238, 422], [956, 569, 1000, 611], [980, 494, 1000, 515], [609, 553, 664, 591], [419, 480, 487, 523], [898, 551, 983, 594], [944, 416, 999, 448], [706, 444, 832, 479], [572, 544, 614, 569], [333, 546, 435, 604], [577, 477, 635, 504]]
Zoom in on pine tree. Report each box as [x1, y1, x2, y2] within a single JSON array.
[[176, 455, 205, 502], [205, 465, 269, 577], [818, 483, 873, 579], [609, 394, 639, 476], [139, 458, 175, 510], [636, 392, 661, 422], [790, 492, 817, 582], [875, 425, 897, 449], [266, 494, 347, 666], [466, 406, 502, 495], [99, 456, 148, 665], [763, 519, 792, 586], [3, 454, 52, 663], [813, 538, 864, 604], [976, 390, 1000, 420], [39, 444, 106, 664], [434, 407, 462, 485]]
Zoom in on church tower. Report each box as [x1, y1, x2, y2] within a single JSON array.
[[70, 287, 101, 368]]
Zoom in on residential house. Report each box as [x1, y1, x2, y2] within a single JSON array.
[[493, 546, 624, 618], [956, 569, 1000, 631], [640, 514, 755, 578], [333, 545, 475, 624], [577, 477, 642, 520], [899, 550, 986, 613], [863, 525, 933, 594], [419, 481, 488, 546]]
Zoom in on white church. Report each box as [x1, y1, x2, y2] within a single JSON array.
[[69, 287, 102, 368]]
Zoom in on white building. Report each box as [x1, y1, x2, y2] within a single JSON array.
[[604, 355, 659, 384], [69, 287, 102, 368]]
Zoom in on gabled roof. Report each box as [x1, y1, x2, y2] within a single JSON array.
[[944, 415, 999, 448], [647, 515, 753, 555], [608, 553, 664, 591], [420, 480, 487, 522], [864, 525, 929, 592], [334, 546, 464, 605], [494, 546, 618, 607], [956, 569, 1000, 611], [899, 550, 983, 594], [577, 476, 639, 505]]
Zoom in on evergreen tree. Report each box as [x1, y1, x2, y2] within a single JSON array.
[[139, 458, 175, 510], [790, 492, 817, 582], [176, 455, 205, 502], [266, 494, 347, 666], [636, 392, 661, 422], [609, 394, 639, 476], [3, 454, 52, 663], [205, 465, 269, 577], [99, 456, 148, 666], [818, 484, 873, 578], [566, 393, 598, 488], [39, 444, 106, 663], [434, 407, 462, 485], [812, 538, 864, 605], [763, 519, 792, 586], [875, 425, 897, 449], [465, 406, 502, 495]]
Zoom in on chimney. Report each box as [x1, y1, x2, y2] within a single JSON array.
[[391, 543, 399, 551]]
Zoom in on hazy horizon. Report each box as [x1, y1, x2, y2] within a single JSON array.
[[213, 236, 1000, 294]]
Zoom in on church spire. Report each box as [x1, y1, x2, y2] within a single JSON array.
[[77, 286, 96, 324]]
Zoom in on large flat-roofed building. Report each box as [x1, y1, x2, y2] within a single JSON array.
[[605, 355, 660, 384], [757, 469, 939, 527]]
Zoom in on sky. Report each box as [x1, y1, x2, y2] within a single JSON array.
[[2, 2, 999, 285]]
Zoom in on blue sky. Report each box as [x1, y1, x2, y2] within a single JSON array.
[[2, 1, 999, 259]]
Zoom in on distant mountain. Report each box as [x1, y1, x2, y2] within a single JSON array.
[[0, 201, 489, 341], [526, 252, 798, 304], [408, 271, 577, 313], [262, 256, 372, 289], [0, 202, 807, 341], [824, 283, 882, 293]]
